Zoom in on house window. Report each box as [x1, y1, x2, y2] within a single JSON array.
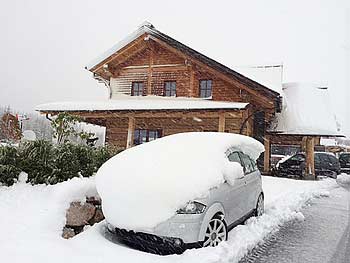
[[131, 82, 144, 96], [164, 81, 176, 97], [134, 129, 162, 145], [199, 80, 212, 98]]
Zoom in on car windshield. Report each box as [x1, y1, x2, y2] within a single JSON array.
[[339, 154, 350, 163], [289, 154, 305, 162]]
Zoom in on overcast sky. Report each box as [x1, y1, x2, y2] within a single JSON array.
[[0, 0, 349, 136]]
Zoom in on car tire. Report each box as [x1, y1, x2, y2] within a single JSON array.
[[202, 214, 228, 247], [255, 193, 264, 217]]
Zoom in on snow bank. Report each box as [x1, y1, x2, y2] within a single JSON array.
[[336, 173, 350, 185], [0, 177, 97, 262], [96, 132, 264, 231], [0, 174, 340, 263], [269, 83, 341, 136], [178, 177, 336, 262]]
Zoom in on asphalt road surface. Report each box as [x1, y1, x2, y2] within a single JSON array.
[[240, 183, 350, 263]]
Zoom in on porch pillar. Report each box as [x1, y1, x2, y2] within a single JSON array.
[[218, 112, 226, 132], [263, 135, 271, 173], [305, 136, 315, 179], [126, 117, 135, 149]]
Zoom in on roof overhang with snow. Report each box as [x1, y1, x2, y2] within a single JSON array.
[[36, 96, 249, 114], [268, 83, 343, 137]]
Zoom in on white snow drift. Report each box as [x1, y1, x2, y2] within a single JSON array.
[[336, 173, 350, 185], [0, 175, 339, 263], [96, 132, 264, 231]]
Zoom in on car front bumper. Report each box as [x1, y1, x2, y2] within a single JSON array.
[[341, 167, 350, 174], [106, 213, 204, 253]]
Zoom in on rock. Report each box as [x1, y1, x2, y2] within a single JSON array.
[[62, 227, 75, 239], [90, 208, 105, 224], [66, 202, 96, 227], [86, 196, 102, 206]]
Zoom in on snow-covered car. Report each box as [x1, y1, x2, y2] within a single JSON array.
[[273, 152, 341, 178], [339, 152, 350, 174], [96, 132, 265, 254]]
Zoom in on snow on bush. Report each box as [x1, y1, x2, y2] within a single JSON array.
[[96, 132, 264, 231], [336, 173, 350, 185]]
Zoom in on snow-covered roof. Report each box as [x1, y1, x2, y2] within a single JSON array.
[[36, 96, 248, 112], [268, 83, 342, 136], [96, 132, 264, 231]]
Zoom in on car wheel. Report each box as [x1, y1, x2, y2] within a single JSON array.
[[255, 194, 264, 217], [202, 215, 228, 247]]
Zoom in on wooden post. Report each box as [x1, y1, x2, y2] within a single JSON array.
[[126, 117, 135, 149], [189, 66, 195, 97], [218, 112, 225, 132], [305, 136, 315, 179], [147, 48, 154, 95], [264, 135, 271, 173], [242, 109, 252, 136], [301, 136, 307, 152]]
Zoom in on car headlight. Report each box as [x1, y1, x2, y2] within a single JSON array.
[[177, 201, 206, 214]]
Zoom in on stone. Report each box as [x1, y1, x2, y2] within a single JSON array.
[[86, 196, 102, 206], [90, 208, 105, 224], [62, 227, 75, 239], [66, 202, 96, 227]]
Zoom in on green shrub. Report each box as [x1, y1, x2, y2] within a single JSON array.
[[18, 140, 55, 184], [0, 140, 121, 186], [0, 164, 21, 186], [0, 145, 19, 166]]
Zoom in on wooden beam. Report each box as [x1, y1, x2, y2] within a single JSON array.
[[147, 47, 154, 94], [91, 34, 147, 73], [264, 135, 271, 173], [189, 65, 195, 97], [44, 110, 244, 119], [218, 112, 226, 132], [126, 117, 135, 149], [305, 136, 315, 179]]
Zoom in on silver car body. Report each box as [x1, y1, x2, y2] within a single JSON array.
[[108, 148, 263, 244]]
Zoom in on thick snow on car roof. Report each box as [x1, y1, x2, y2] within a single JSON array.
[[96, 132, 264, 231]]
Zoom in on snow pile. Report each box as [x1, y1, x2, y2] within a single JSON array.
[[336, 173, 350, 185], [0, 177, 97, 262], [270, 83, 340, 136], [96, 132, 264, 231]]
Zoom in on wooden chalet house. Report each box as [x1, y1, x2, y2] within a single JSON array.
[[38, 22, 283, 170]]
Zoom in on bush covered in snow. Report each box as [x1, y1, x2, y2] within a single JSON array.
[[0, 140, 120, 186]]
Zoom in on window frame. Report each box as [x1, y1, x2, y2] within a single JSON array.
[[134, 129, 162, 145], [163, 81, 177, 97], [239, 152, 255, 174], [199, 79, 213, 98], [131, 82, 144, 96]]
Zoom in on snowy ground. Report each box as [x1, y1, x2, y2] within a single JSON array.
[[0, 176, 341, 263]]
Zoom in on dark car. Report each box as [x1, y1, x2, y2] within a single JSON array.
[[273, 152, 341, 178], [339, 153, 350, 174]]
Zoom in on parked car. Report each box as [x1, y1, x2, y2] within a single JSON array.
[[273, 152, 341, 178], [97, 132, 265, 255], [339, 152, 350, 174]]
